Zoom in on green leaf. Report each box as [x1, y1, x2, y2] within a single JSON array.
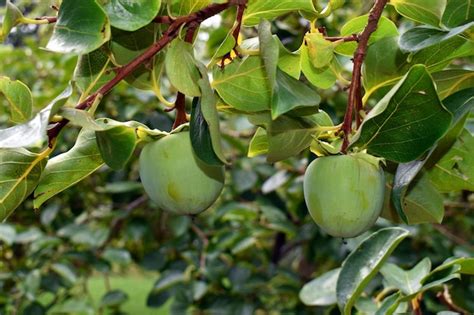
[[0, 224, 16, 245], [46, 0, 111, 54], [152, 271, 186, 293], [100, 290, 129, 308], [399, 22, 474, 53], [247, 127, 268, 157], [374, 293, 402, 315], [305, 32, 335, 68], [102, 248, 132, 265], [0, 1, 23, 41], [300, 268, 340, 306], [0, 83, 73, 148], [51, 263, 77, 285], [428, 129, 474, 192], [416, 265, 461, 295], [271, 69, 320, 119], [351, 65, 452, 163], [73, 48, 113, 93], [33, 129, 104, 209], [380, 257, 431, 295], [0, 148, 47, 221], [190, 97, 223, 166], [165, 39, 201, 96], [336, 227, 410, 315], [243, 0, 316, 26], [433, 70, 474, 100], [277, 40, 301, 79], [431, 257, 474, 275], [103, 0, 161, 31], [110, 25, 163, 90], [383, 173, 445, 224], [335, 15, 398, 56], [168, 0, 210, 16], [0, 76, 32, 123], [213, 56, 271, 112], [258, 19, 279, 90], [391, 0, 447, 26], [96, 125, 137, 170], [196, 65, 227, 164], [442, 0, 474, 27], [267, 115, 316, 162], [300, 44, 337, 89]]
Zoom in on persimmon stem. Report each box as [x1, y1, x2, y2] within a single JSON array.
[[341, 0, 388, 153]]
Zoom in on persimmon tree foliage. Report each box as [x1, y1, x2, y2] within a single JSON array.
[[0, 0, 473, 314]]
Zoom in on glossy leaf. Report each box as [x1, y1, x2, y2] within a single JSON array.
[[431, 257, 474, 275], [46, 0, 111, 54], [271, 70, 320, 119], [258, 19, 279, 91], [0, 76, 32, 123], [336, 227, 410, 315], [243, 0, 316, 26], [213, 56, 271, 112], [399, 22, 474, 53], [190, 98, 223, 166], [0, 148, 47, 221], [335, 15, 398, 56], [165, 39, 201, 96], [0, 83, 73, 149], [0, 1, 23, 41], [103, 0, 161, 31], [100, 290, 129, 307], [300, 268, 340, 306], [391, 0, 447, 26], [33, 129, 104, 209], [442, 0, 474, 27], [374, 293, 402, 315], [277, 40, 301, 79], [351, 65, 452, 163]]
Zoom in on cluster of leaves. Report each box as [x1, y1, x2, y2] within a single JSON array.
[[0, 0, 473, 314]]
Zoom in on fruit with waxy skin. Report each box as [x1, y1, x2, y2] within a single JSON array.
[[303, 153, 385, 238], [139, 132, 225, 215]]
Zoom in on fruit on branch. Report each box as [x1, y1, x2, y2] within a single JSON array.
[[139, 131, 225, 215], [303, 153, 385, 238]]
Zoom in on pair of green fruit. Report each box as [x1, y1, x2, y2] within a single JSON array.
[[139, 132, 385, 238]]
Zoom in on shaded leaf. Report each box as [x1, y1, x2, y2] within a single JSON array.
[[248, 127, 268, 157], [0, 1, 23, 41], [442, 0, 474, 27], [391, 0, 447, 26], [300, 44, 337, 89], [169, 0, 209, 16], [433, 70, 474, 100], [380, 257, 431, 295], [100, 290, 129, 308], [165, 39, 201, 96], [243, 0, 316, 26], [73, 48, 113, 92]]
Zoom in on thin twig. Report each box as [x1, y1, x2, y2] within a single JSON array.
[[341, 0, 388, 152], [220, 0, 247, 66], [190, 223, 209, 272], [325, 34, 359, 42], [433, 224, 474, 250], [437, 285, 471, 314], [46, 1, 239, 145]]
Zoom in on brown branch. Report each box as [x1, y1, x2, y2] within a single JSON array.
[[341, 0, 388, 152], [437, 285, 471, 314], [35, 16, 57, 23], [47, 1, 239, 145], [190, 223, 209, 272], [220, 0, 247, 66], [325, 34, 359, 42], [153, 15, 174, 24]]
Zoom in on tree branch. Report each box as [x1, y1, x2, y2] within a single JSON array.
[[46, 1, 239, 145], [341, 0, 388, 152], [437, 285, 471, 314]]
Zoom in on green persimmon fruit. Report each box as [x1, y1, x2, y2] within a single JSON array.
[[139, 132, 225, 215], [303, 153, 385, 238]]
